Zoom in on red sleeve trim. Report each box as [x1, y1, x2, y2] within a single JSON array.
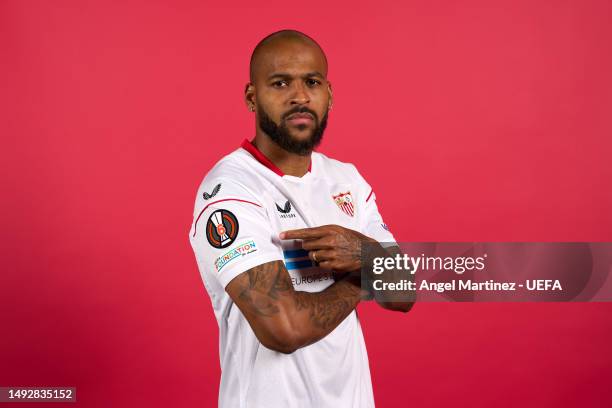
[[366, 189, 374, 203], [192, 198, 262, 237]]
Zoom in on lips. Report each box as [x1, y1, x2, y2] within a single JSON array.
[[285, 112, 314, 126], [286, 112, 313, 120]]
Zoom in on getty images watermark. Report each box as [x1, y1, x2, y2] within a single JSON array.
[[360, 242, 612, 302]]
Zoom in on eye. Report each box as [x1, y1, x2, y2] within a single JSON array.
[[272, 80, 288, 88], [306, 78, 321, 87]]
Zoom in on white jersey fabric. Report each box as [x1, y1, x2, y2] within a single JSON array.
[[189, 139, 395, 408]]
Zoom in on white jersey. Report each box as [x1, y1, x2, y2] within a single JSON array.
[[189, 139, 396, 408]]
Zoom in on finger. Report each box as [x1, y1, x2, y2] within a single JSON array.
[[317, 260, 334, 270], [279, 226, 330, 240], [309, 249, 335, 263], [318, 258, 360, 273], [301, 237, 336, 251], [318, 259, 349, 272], [309, 250, 321, 266]]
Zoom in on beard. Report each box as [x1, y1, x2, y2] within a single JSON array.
[[257, 105, 328, 156]]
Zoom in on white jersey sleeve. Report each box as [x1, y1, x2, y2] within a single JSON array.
[[361, 189, 397, 246], [189, 179, 284, 288], [352, 166, 397, 245]]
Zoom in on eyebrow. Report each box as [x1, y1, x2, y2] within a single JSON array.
[[267, 71, 325, 81]]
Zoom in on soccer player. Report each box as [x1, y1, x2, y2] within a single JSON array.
[[189, 29, 413, 408]]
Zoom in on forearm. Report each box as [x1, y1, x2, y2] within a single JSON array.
[[287, 276, 361, 349], [227, 261, 361, 354]]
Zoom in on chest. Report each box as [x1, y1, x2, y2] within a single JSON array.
[[260, 178, 363, 292]]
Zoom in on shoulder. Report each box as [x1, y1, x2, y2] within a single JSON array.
[[314, 151, 368, 185], [194, 148, 266, 206], [190, 149, 271, 240], [314, 152, 362, 179]]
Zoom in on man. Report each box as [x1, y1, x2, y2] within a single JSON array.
[[189, 29, 412, 408]]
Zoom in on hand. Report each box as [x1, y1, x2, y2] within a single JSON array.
[[279, 225, 375, 273]]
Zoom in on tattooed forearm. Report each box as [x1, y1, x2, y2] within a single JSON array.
[[235, 261, 291, 316], [226, 261, 362, 352], [293, 279, 360, 330]]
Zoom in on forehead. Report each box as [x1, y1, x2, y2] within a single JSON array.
[[253, 40, 327, 81]]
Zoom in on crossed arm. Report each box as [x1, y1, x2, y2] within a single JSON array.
[[226, 260, 361, 354], [225, 225, 413, 354]]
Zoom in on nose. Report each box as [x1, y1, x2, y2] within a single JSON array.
[[289, 81, 310, 105]]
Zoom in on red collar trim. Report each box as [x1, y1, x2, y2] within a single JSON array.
[[240, 139, 312, 176]]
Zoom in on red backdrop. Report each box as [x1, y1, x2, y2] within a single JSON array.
[[2, 1, 611, 407]]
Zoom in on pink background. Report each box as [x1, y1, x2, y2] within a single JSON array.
[[2, 1, 611, 407]]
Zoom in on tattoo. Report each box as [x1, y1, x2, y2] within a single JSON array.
[[230, 261, 361, 330], [234, 261, 292, 316], [293, 279, 360, 329]]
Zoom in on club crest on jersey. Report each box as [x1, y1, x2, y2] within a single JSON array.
[[276, 200, 296, 219], [206, 209, 239, 248], [332, 191, 355, 217]]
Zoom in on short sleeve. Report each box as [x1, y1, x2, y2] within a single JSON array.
[[361, 190, 397, 246], [189, 180, 283, 288], [351, 166, 397, 246]]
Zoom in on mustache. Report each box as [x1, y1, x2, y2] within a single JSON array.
[[281, 106, 318, 121]]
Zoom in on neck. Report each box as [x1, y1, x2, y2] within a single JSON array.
[[252, 133, 311, 177]]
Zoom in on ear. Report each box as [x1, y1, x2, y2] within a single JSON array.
[[244, 82, 256, 112], [327, 81, 334, 110]]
